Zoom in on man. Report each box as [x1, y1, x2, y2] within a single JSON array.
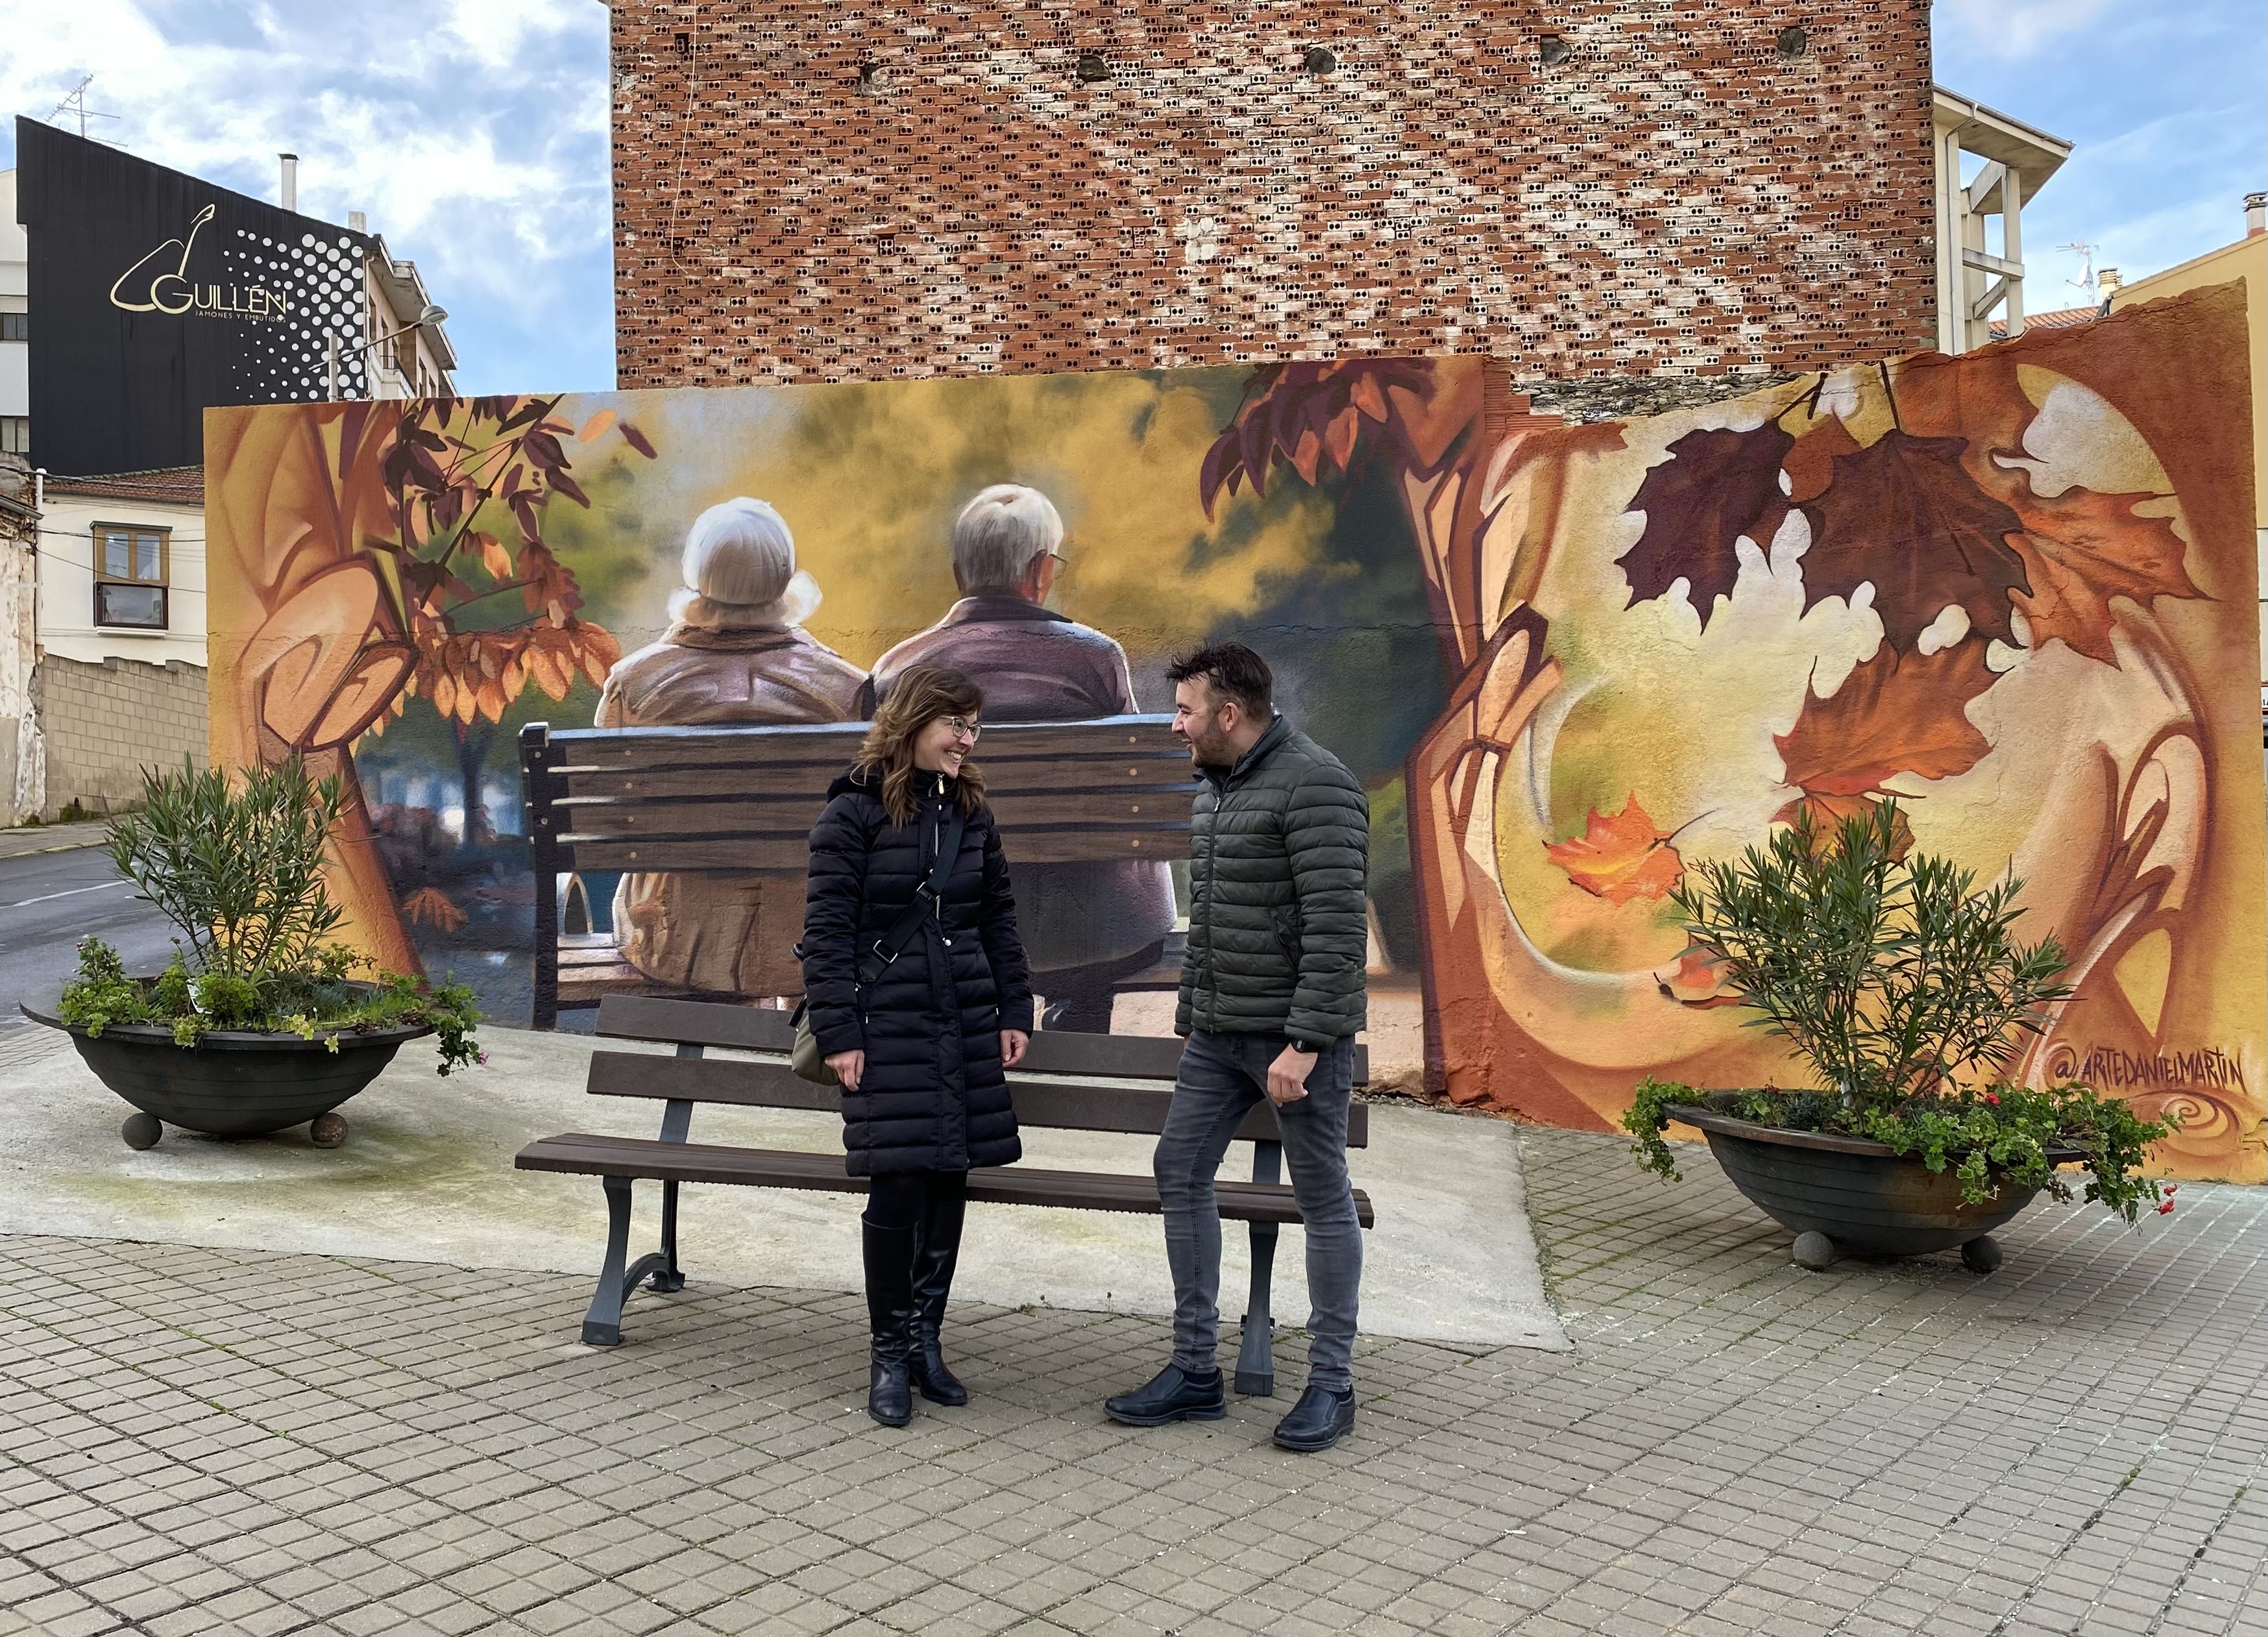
[[868, 484, 1177, 1031], [1104, 642, 1370, 1453]]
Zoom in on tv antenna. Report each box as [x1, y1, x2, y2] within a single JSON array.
[[49, 75, 121, 142], [2060, 241, 2099, 305]]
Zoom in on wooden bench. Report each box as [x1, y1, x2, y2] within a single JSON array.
[[515, 995, 1375, 1397], [518, 715, 1196, 1028]]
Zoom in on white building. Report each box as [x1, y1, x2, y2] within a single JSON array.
[[1931, 87, 2073, 355]]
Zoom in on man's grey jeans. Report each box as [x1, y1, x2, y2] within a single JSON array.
[[1154, 1029, 1363, 1392]]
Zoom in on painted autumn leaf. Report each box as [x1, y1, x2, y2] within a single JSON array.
[[2005, 484, 2199, 663], [1799, 430, 2031, 650], [1774, 641, 1998, 796], [1616, 423, 1796, 632], [1544, 795, 1685, 904], [1199, 358, 1481, 516], [1769, 793, 1917, 863], [1657, 941, 1742, 1009]]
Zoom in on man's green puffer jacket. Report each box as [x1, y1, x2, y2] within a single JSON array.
[[1175, 715, 1369, 1044]]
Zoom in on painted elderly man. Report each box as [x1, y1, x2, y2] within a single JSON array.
[[598, 497, 864, 998], [868, 484, 1177, 1031]]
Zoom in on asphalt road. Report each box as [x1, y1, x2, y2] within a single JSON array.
[[0, 844, 178, 1031]]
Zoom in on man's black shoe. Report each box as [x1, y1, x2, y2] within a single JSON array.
[[1104, 1363, 1226, 1427], [1271, 1384, 1356, 1452]]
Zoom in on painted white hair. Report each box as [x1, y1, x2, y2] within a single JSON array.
[[668, 497, 819, 629], [952, 484, 1064, 594]]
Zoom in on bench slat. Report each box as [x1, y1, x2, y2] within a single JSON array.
[[597, 996, 798, 1050], [513, 1133, 1375, 1227], [557, 789, 1196, 839], [564, 769, 1197, 804], [560, 828, 1190, 871], [547, 716, 1181, 773], [582, 1050, 1371, 1146]]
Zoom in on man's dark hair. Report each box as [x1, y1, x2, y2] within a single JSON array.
[[1167, 642, 1273, 720]]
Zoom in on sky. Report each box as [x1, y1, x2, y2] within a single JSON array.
[[0, 1, 2260, 393]]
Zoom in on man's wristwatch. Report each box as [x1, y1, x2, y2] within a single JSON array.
[[1287, 1037, 1322, 1056]]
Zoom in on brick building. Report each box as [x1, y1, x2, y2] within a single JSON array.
[[609, 1, 1937, 397]]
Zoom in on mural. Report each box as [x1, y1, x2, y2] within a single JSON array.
[[205, 282, 2263, 1181]]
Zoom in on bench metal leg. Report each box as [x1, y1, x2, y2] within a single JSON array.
[[581, 1175, 685, 1346], [582, 1175, 636, 1346], [1235, 1140, 1282, 1397], [653, 1180, 687, 1292]]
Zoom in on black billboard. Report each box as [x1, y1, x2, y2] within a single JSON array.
[[14, 119, 377, 476]]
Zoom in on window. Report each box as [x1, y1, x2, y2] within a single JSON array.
[[0, 417, 26, 456], [394, 332, 421, 394], [0, 312, 26, 342], [93, 523, 169, 630]]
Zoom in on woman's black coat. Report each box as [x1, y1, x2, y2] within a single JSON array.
[[801, 767, 1033, 1175]]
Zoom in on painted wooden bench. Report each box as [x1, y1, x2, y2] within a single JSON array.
[[515, 994, 1374, 1397], [518, 715, 1194, 1027]]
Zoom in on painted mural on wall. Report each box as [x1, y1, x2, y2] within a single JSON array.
[[204, 283, 2263, 1181]]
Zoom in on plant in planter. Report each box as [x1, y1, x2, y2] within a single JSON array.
[[1624, 800, 2175, 1271], [23, 757, 482, 1150]]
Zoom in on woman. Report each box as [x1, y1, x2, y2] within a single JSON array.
[[801, 665, 1034, 1427], [598, 497, 864, 999]]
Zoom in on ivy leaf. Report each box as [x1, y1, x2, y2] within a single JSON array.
[[1616, 424, 1796, 632], [1798, 430, 2030, 650], [1544, 794, 1685, 904], [2005, 484, 2199, 663], [1774, 641, 1998, 797]]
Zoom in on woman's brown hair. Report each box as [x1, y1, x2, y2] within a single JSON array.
[[857, 665, 988, 826]]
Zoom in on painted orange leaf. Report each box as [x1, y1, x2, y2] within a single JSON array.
[[2005, 484, 2198, 663], [1770, 793, 1917, 863], [1658, 942, 1742, 1009], [1544, 795, 1685, 904], [1775, 641, 1997, 797], [400, 886, 469, 934]]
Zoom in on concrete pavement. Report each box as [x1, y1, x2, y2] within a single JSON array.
[[0, 1022, 1567, 1353]]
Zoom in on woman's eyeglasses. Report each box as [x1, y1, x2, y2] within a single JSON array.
[[945, 717, 982, 742]]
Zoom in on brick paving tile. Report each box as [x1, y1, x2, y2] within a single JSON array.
[[3, 1126, 2263, 1635]]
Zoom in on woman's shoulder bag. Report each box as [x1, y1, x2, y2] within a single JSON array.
[[790, 804, 968, 1085]]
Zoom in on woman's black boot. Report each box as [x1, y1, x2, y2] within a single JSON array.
[[908, 1181, 969, 1406], [862, 1218, 920, 1427]]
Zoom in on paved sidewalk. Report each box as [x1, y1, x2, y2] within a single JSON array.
[[0, 822, 110, 861], [1, 1126, 2262, 1637]]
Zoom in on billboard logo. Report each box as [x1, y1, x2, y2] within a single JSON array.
[[109, 203, 292, 321]]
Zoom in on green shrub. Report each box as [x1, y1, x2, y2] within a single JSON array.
[[1624, 801, 2175, 1220], [58, 758, 483, 1075]]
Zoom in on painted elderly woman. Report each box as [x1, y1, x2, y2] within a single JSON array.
[[596, 498, 865, 998]]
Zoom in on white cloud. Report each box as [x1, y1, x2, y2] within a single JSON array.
[[1, 0, 611, 388], [1933, 0, 2118, 62]]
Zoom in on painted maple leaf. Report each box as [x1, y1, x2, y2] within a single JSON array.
[[1544, 795, 1685, 904], [1768, 793, 1917, 863], [1774, 641, 1999, 797], [1798, 430, 2031, 650], [1616, 423, 1796, 632], [2004, 483, 2199, 663], [1198, 358, 1481, 516]]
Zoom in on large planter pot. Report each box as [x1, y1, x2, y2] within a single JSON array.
[[1668, 1093, 2084, 1270], [20, 995, 432, 1150]]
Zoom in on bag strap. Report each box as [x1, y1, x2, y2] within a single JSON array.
[[857, 804, 967, 986]]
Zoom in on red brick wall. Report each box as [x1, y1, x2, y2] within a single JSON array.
[[611, 1, 1935, 390]]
